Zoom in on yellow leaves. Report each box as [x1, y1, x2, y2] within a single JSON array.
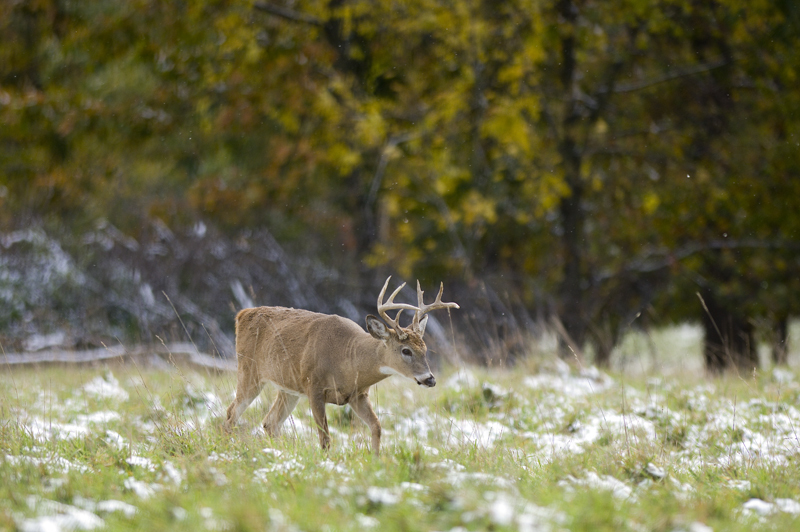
[[214, 11, 256, 58], [365, 218, 422, 277], [591, 174, 604, 192], [483, 110, 529, 156], [523, 171, 570, 217], [481, 97, 538, 158], [312, 89, 342, 126], [327, 143, 361, 175], [496, 36, 545, 94], [427, 78, 471, 126], [195, 96, 211, 116], [497, 63, 526, 90], [195, 96, 214, 133], [434, 169, 468, 196], [363, 243, 390, 268], [243, 40, 263, 65], [355, 104, 387, 148], [459, 190, 497, 226], [382, 192, 401, 218], [429, 147, 470, 196], [642, 191, 660, 215]]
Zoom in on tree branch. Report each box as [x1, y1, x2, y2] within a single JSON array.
[[253, 1, 323, 26], [365, 131, 418, 212], [595, 238, 800, 283], [605, 59, 729, 94]]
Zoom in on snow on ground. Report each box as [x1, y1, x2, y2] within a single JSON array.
[[16, 496, 105, 531], [523, 359, 615, 396], [559, 472, 636, 501], [7, 364, 800, 529], [5, 454, 90, 474], [82, 372, 129, 401]]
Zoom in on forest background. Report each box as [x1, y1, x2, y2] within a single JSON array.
[[1, 0, 799, 373]]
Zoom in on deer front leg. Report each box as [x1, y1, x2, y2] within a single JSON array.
[[308, 389, 331, 450], [350, 391, 381, 455], [262, 391, 300, 437]]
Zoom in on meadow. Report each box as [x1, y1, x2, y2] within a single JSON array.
[[2, 326, 800, 532]]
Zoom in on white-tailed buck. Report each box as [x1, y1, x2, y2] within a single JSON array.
[[223, 277, 459, 454]]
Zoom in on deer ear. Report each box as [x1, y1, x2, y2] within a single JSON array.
[[366, 315, 390, 340], [416, 315, 429, 336]]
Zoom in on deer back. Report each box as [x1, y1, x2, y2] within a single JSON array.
[[235, 306, 382, 395]]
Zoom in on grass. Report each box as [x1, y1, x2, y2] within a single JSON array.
[[2, 350, 800, 531]]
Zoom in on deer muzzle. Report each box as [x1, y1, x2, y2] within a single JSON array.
[[416, 374, 436, 387]]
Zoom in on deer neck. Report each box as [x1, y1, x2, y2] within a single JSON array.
[[348, 333, 393, 387]]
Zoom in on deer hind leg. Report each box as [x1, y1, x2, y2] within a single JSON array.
[[350, 392, 382, 455], [262, 390, 300, 437], [224, 369, 264, 432]]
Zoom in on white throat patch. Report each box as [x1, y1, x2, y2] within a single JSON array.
[[379, 366, 403, 377]]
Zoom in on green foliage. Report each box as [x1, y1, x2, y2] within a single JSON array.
[[2, 0, 800, 360]]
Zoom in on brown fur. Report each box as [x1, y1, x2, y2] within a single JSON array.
[[223, 306, 435, 454]]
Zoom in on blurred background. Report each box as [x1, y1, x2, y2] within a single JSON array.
[[1, 0, 799, 373]]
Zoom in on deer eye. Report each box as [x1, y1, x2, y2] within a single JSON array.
[[401, 348, 412, 357]]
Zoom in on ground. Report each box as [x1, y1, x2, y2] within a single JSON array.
[[2, 336, 800, 531]]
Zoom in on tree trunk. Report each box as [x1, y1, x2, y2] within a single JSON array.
[[558, 173, 586, 357], [555, 0, 587, 358], [701, 291, 758, 373], [772, 315, 789, 366], [593, 339, 613, 368]]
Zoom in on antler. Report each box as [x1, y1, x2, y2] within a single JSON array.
[[376, 276, 419, 340], [412, 281, 460, 332]]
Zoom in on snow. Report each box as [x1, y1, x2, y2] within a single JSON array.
[[161, 461, 184, 486], [742, 497, 800, 517], [366, 486, 400, 505], [560, 472, 636, 501], [445, 369, 480, 391], [728, 480, 751, 491], [776, 499, 800, 514], [355, 514, 380, 528], [123, 478, 161, 499], [7, 358, 800, 530], [488, 493, 516, 525], [5, 454, 90, 474], [262, 448, 284, 458], [645, 463, 667, 479], [73, 497, 137, 519], [254, 458, 304, 478], [76, 411, 120, 424], [446, 419, 509, 448], [319, 459, 350, 476], [82, 372, 129, 401], [743, 498, 777, 516], [23, 331, 66, 352], [24, 418, 91, 442], [523, 360, 614, 396], [17, 497, 104, 532], [126, 456, 157, 471]]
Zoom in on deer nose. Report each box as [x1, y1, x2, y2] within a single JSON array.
[[421, 375, 436, 387]]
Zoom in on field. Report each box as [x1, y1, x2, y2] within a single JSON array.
[[3, 329, 800, 531]]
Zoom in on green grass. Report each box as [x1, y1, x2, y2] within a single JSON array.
[[2, 357, 800, 531]]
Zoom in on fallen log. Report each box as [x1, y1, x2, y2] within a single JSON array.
[[1, 342, 236, 372]]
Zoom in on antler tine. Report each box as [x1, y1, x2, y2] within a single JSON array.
[[412, 280, 460, 330], [376, 276, 419, 339]]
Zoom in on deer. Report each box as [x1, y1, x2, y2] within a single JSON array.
[[223, 276, 459, 454]]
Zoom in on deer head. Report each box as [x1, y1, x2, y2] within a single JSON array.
[[365, 276, 459, 387]]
